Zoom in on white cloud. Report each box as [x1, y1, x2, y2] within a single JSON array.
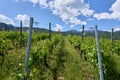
[[39, 0, 48, 8], [108, 26, 120, 32], [110, 0, 120, 12], [88, 18, 95, 21], [94, 12, 111, 20], [48, 0, 93, 26], [26, 0, 48, 8], [70, 24, 75, 28], [94, 0, 120, 20], [0, 14, 14, 25], [113, 26, 120, 32], [21, 0, 94, 26], [69, 18, 87, 25], [13, 0, 19, 2], [29, 0, 39, 4], [54, 24, 63, 31], [15, 14, 30, 27]]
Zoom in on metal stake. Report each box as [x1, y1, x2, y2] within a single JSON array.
[[95, 25, 104, 80], [24, 17, 33, 79]]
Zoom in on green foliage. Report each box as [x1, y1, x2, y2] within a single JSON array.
[[67, 35, 120, 80], [0, 31, 120, 80]]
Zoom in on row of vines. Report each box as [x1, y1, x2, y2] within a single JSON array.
[[0, 30, 120, 80], [67, 35, 120, 80], [0, 31, 64, 80]]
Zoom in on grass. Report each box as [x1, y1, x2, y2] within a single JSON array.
[[0, 47, 26, 80], [58, 38, 99, 80]]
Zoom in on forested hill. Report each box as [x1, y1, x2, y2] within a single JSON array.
[[63, 30, 120, 39], [0, 22, 120, 39], [0, 22, 49, 32], [0, 23, 14, 30]]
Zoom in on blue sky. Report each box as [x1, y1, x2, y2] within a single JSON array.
[[0, 0, 120, 31]]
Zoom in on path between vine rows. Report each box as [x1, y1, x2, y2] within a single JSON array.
[[52, 38, 99, 80]]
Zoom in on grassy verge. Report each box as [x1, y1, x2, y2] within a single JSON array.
[[57, 38, 99, 80]]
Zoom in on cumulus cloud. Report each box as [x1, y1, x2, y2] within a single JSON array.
[[25, 0, 48, 8], [108, 26, 120, 32], [48, 0, 93, 26], [15, 14, 30, 27], [113, 26, 120, 32], [69, 18, 86, 25], [94, 0, 120, 20], [0, 14, 14, 25], [88, 18, 95, 21], [20, 0, 94, 26], [54, 24, 63, 31], [29, 0, 39, 4]]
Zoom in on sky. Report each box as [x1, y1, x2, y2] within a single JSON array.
[[0, 0, 120, 31]]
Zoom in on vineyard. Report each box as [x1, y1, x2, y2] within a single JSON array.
[[0, 20, 120, 80], [0, 30, 120, 80]]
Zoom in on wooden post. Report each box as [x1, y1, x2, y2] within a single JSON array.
[[95, 25, 104, 80], [20, 21, 22, 47], [81, 25, 85, 42], [49, 22, 51, 40], [24, 17, 33, 80], [111, 28, 114, 45], [111, 28, 114, 54], [80, 25, 85, 58], [48, 22, 51, 62]]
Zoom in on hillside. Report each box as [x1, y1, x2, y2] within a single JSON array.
[[0, 22, 120, 39], [0, 23, 49, 32], [0, 23, 14, 30]]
